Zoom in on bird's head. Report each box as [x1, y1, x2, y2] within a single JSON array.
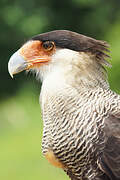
[[8, 30, 111, 86]]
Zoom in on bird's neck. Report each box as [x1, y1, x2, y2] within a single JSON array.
[[37, 52, 110, 90]]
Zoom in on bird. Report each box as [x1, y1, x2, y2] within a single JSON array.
[[8, 30, 120, 180]]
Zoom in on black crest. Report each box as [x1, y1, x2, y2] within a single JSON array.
[[31, 30, 111, 67]]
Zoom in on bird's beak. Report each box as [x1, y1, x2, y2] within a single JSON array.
[[8, 41, 50, 78], [8, 51, 28, 78]]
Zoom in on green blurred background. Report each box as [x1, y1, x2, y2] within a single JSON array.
[[0, 0, 120, 179]]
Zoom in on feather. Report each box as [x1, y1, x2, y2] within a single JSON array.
[[31, 30, 111, 67]]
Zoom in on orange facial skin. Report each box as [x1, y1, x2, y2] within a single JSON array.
[[19, 40, 55, 68]]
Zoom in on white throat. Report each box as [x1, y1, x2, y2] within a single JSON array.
[[32, 48, 109, 90]]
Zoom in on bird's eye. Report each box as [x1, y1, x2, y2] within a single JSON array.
[[42, 41, 54, 51]]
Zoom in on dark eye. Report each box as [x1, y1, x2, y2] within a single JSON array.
[[42, 41, 54, 51]]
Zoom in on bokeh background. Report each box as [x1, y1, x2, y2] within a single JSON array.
[[0, 0, 120, 179]]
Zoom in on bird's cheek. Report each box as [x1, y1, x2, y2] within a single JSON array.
[[19, 41, 51, 68], [21, 54, 50, 68]]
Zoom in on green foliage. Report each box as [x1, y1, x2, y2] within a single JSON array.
[[106, 17, 120, 93]]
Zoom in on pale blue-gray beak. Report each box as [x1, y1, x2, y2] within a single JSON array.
[[8, 51, 28, 78]]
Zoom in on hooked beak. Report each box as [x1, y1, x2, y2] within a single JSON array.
[[8, 51, 28, 78]]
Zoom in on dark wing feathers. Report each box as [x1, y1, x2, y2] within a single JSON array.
[[99, 115, 120, 180], [100, 136, 120, 180], [31, 30, 111, 67], [105, 115, 120, 138]]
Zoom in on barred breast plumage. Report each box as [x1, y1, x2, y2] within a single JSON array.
[[40, 69, 120, 180]]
